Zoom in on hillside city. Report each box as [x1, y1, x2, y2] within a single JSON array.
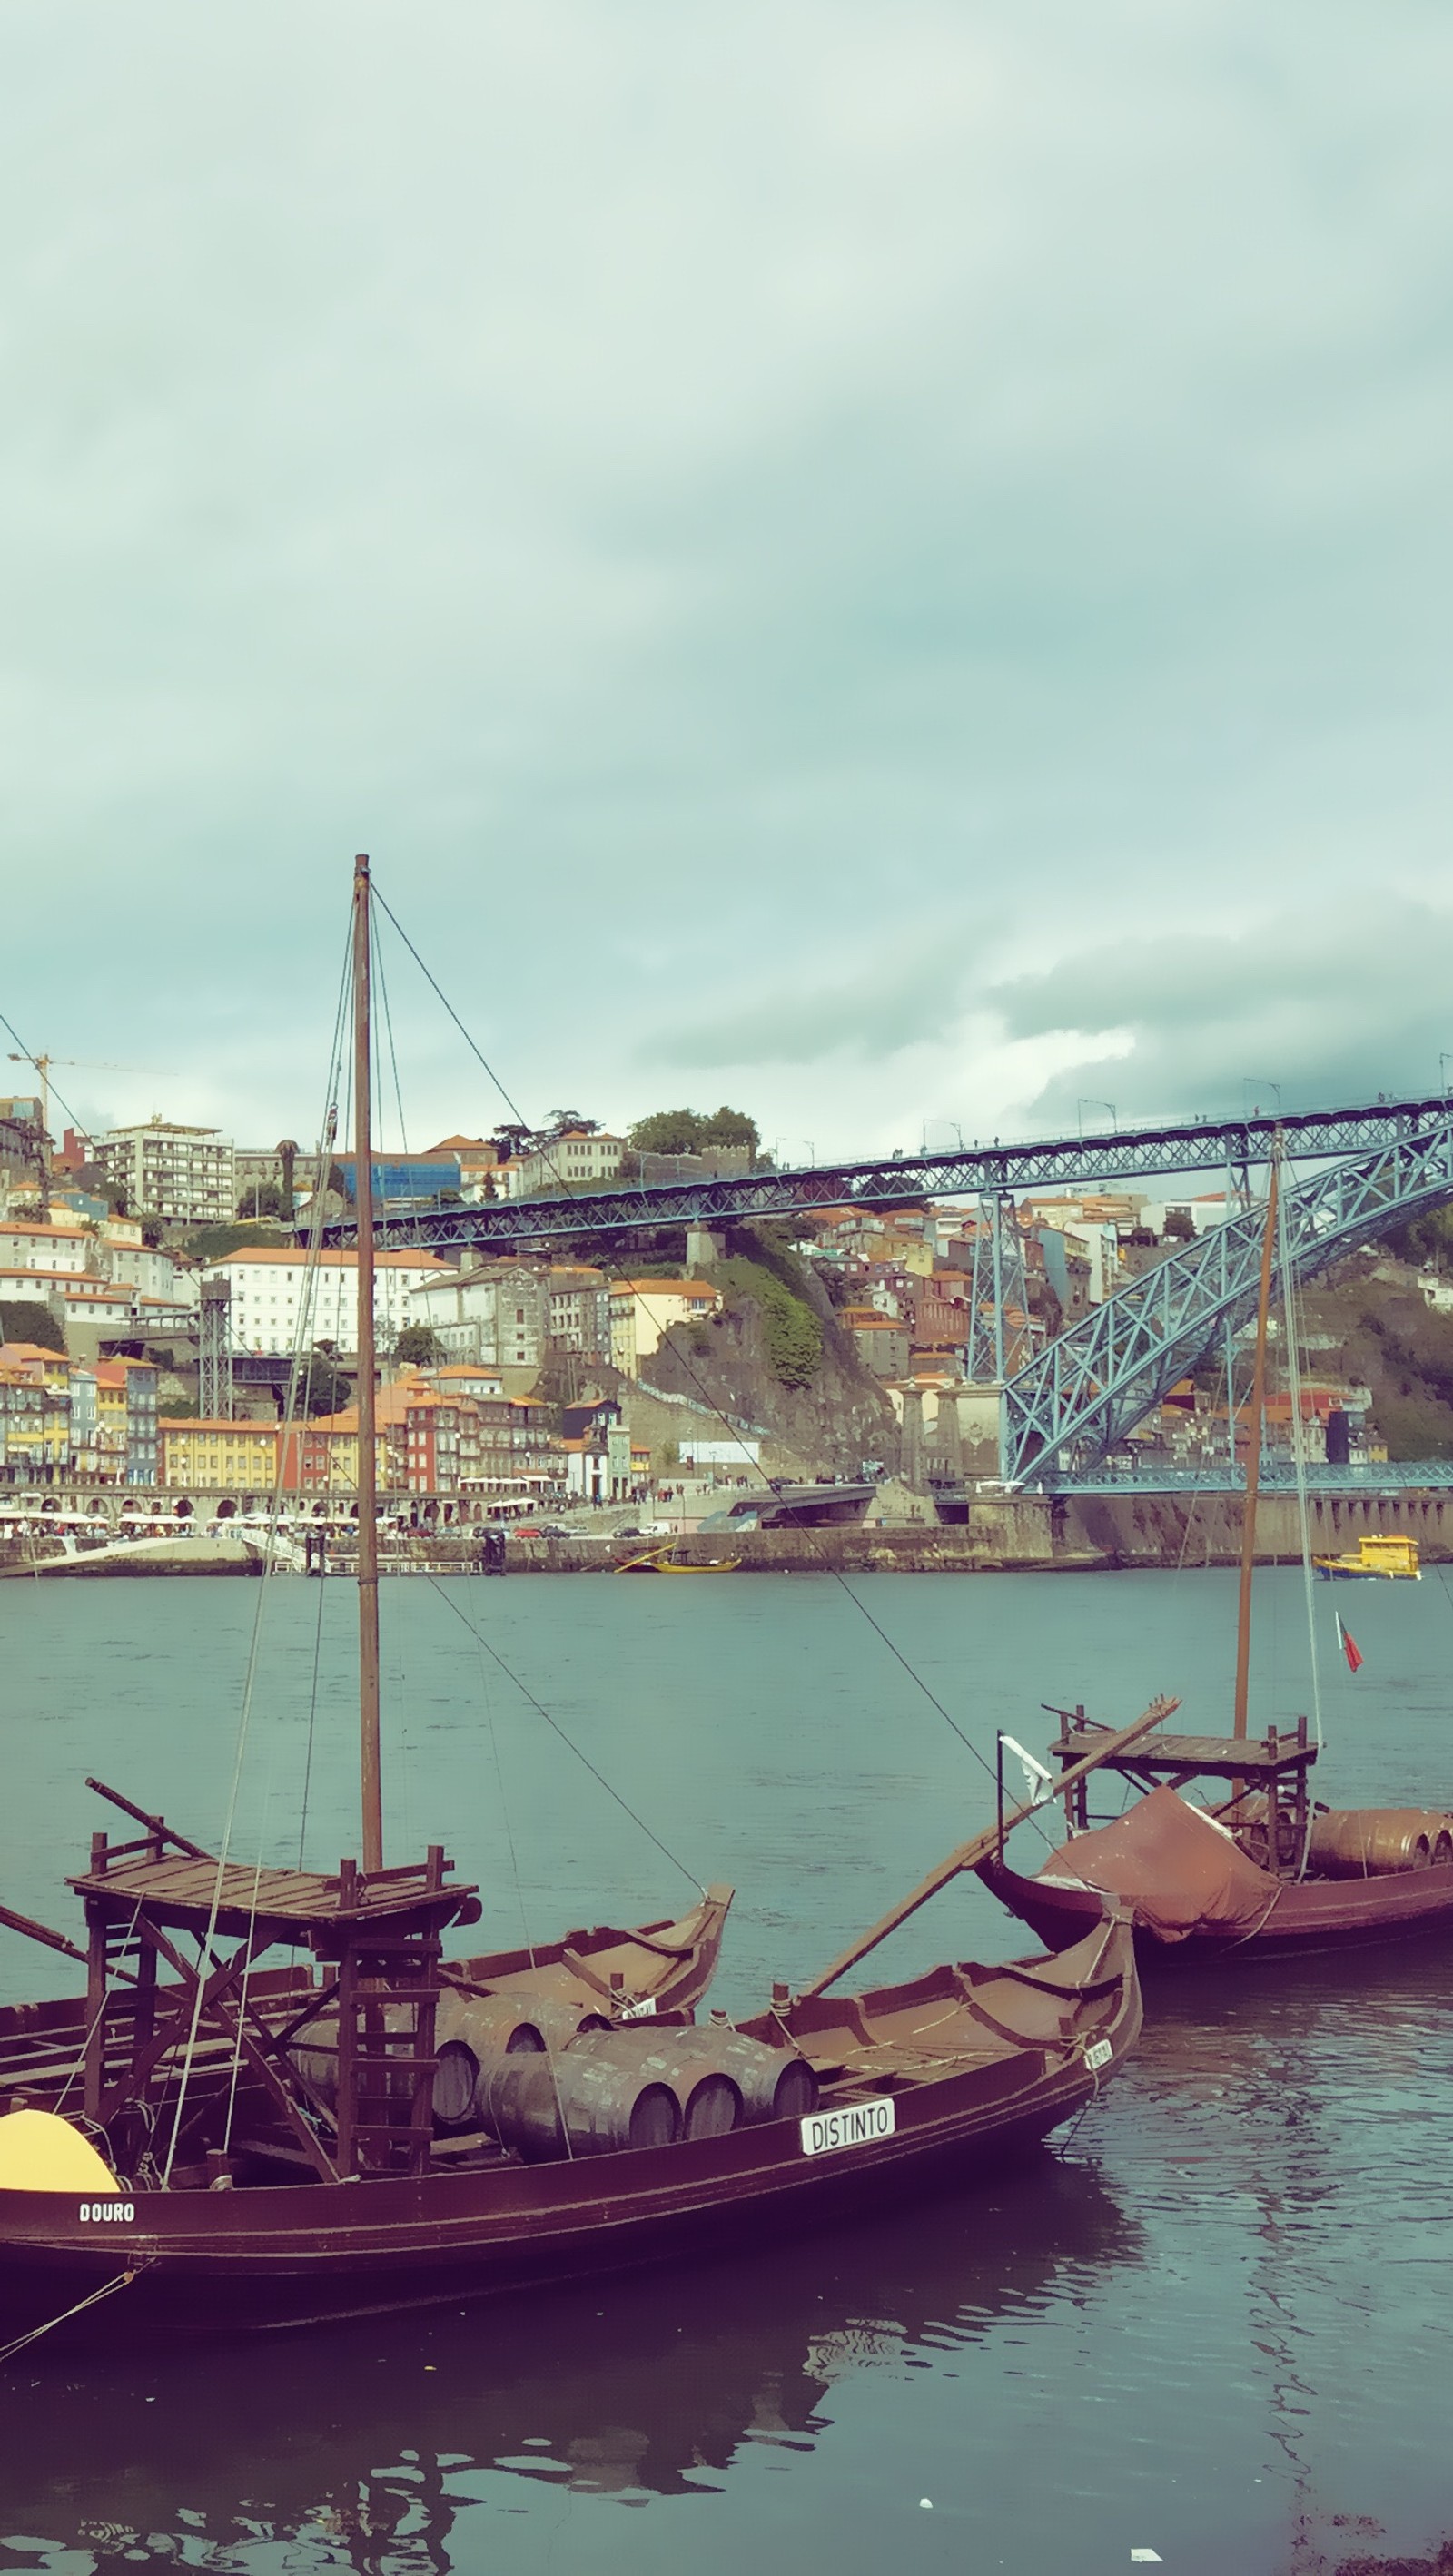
[[2, 1092, 1448, 1511]]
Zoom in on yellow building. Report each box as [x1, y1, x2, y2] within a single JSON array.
[[608, 1278, 720, 1379], [0, 1363, 71, 1480], [160, 1419, 280, 1490]]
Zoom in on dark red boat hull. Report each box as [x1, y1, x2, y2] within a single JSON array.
[[978, 1848, 1453, 1966], [0, 1922, 1141, 2339]]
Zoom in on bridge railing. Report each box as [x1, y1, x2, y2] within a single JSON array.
[[317, 1092, 1453, 1256]]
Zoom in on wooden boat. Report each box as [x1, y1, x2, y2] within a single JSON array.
[[0, 856, 1143, 2350], [0, 1908, 1139, 2337], [979, 1772, 1453, 1966], [1312, 1531, 1420, 1581], [0, 2154, 1142, 2532], [0, 1685, 1150, 2345], [616, 1541, 741, 1574], [979, 1150, 1453, 1969]]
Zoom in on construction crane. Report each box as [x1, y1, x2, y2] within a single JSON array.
[[4, 1052, 174, 1218]]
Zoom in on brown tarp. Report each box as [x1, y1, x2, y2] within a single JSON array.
[[1036, 1786, 1280, 1943]]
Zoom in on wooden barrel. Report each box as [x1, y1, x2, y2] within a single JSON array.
[[430, 1990, 612, 2133], [568, 2025, 817, 2128], [697, 2028, 819, 2125], [483, 2051, 681, 2160], [1309, 1809, 1453, 1878]]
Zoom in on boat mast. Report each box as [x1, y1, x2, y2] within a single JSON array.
[[351, 853, 383, 1871], [1233, 1144, 1280, 1742]]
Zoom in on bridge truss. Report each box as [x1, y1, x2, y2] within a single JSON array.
[[323, 1092, 1452, 1258], [1003, 1118, 1453, 1487]]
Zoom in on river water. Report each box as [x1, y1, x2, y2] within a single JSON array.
[[3, 1565, 1453, 2576]]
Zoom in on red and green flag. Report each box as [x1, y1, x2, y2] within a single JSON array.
[[1335, 1612, 1364, 1674]]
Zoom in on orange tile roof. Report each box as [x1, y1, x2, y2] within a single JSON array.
[[212, 1247, 452, 1270], [161, 1418, 278, 1433]]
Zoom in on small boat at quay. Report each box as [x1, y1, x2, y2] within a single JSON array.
[[615, 1541, 741, 1574], [1312, 1532, 1420, 1581], [0, 855, 1142, 2351], [980, 1150, 1453, 1969]]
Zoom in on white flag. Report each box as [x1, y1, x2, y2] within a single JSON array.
[[1000, 1733, 1053, 1808]]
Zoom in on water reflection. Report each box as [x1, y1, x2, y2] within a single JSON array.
[[0, 2152, 1141, 2565]]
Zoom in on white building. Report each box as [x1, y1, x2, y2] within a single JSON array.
[[96, 1122, 236, 1227], [407, 1264, 548, 1367], [0, 1267, 139, 1327], [0, 1219, 94, 1273], [99, 1222, 197, 1307], [203, 1247, 456, 1356], [511, 1130, 625, 1197]]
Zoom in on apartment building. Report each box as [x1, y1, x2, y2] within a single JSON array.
[[406, 1263, 548, 1367], [203, 1247, 455, 1355], [0, 1220, 93, 1273], [160, 1418, 279, 1490], [96, 1121, 235, 1226]]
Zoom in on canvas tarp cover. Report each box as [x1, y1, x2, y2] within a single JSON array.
[[1037, 1786, 1279, 1942]]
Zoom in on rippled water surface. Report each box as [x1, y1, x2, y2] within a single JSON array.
[[4, 1565, 1453, 2576]]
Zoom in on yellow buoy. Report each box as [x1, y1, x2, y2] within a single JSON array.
[[0, 2107, 122, 2194]]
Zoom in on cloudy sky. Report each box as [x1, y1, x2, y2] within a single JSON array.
[[5, 1, 1451, 1163]]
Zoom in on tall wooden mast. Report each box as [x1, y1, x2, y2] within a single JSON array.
[[351, 854, 383, 1870], [1232, 1147, 1280, 1742]]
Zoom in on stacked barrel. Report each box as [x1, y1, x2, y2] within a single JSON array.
[[431, 1991, 819, 2158]]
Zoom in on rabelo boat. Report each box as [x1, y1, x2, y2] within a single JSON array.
[[0, 856, 1142, 2346], [979, 1149, 1453, 1966]]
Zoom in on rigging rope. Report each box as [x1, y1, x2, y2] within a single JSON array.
[[1276, 1147, 1324, 1757], [0, 2267, 140, 2366], [162, 922, 354, 2183], [423, 1574, 704, 1891], [371, 885, 1063, 1829]]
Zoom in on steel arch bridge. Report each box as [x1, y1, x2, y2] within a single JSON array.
[[1002, 1117, 1453, 1488], [321, 1090, 1453, 1257]]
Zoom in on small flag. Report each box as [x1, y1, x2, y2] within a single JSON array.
[[1336, 1613, 1364, 1674], [1000, 1733, 1053, 1806]]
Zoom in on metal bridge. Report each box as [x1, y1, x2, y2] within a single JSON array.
[[297, 1087, 1453, 1487], [1045, 1461, 1453, 1496], [1003, 1117, 1453, 1487], [321, 1091, 1453, 1257]]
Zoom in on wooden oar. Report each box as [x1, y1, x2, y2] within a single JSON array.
[[800, 1694, 1180, 1999], [0, 1900, 85, 1963], [84, 1776, 209, 1860]]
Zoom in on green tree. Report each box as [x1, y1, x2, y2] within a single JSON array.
[[628, 1108, 703, 1156], [300, 1342, 351, 1416], [183, 1219, 288, 1264], [393, 1325, 446, 1367], [628, 1103, 760, 1159], [700, 1104, 759, 1155], [236, 1181, 288, 1221], [0, 1298, 65, 1353]]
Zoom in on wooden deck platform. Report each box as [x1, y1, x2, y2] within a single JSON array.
[[1048, 1727, 1318, 1783], [69, 1851, 478, 1943]]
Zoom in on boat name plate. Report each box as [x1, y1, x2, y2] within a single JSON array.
[[1084, 2038, 1113, 2071], [799, 2099, 895, 2157], [619, 1996, 657, 2020], [79, 2201, 134, 2223]]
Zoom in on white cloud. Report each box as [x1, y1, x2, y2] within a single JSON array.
[[2, 0, 1451, 1155]]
